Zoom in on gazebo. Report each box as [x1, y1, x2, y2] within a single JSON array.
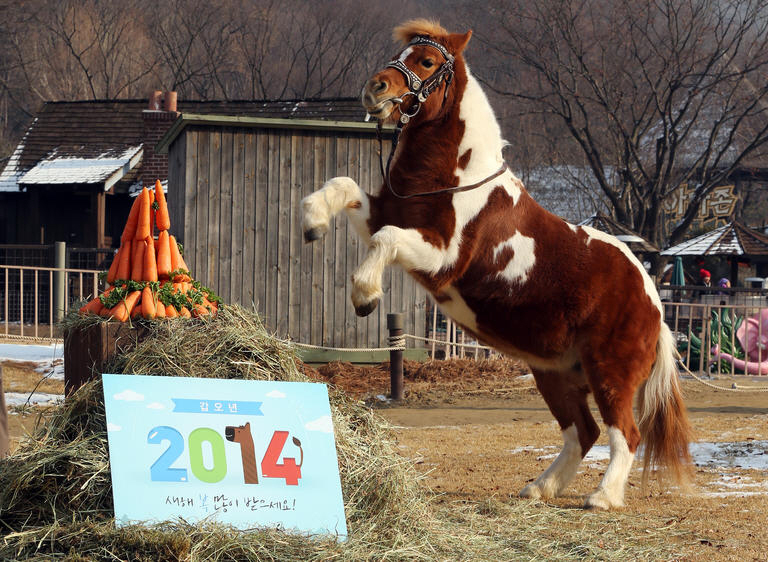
[[578, 212, 659, 256], [661, 221, 768, 285]]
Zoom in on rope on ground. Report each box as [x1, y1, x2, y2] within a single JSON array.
[[679, 360, 768, 393]]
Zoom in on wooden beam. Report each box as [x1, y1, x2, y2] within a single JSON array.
[[96, 190, 106, 248]]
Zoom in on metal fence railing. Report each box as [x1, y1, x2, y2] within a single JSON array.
[[1, 265, 105, 340], [666, 300, 767, 376]]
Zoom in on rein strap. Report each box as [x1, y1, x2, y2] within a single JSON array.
[[376, 122, 508, 200]]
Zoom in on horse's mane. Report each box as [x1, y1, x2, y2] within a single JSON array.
[[393, 19, 448, 44]]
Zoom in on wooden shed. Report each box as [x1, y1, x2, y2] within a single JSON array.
[[157, 113, 427, 348]]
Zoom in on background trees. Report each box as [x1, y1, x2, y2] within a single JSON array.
[[1, 0, 767, 253], [476, 0, 768, 250]]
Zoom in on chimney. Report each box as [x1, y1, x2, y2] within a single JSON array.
[[141, 90, 179, 187]]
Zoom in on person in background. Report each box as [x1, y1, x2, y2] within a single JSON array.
[[694, 268, 713, 301], [0, 367, 8, 458], [699, 269, 712, 288], [717, 277, 732, 305]]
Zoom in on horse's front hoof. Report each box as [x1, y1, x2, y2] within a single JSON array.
[[355, 299, 379, 317], [303, 227, 325, 243]]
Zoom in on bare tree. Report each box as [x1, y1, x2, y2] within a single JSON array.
[[477, 0, 768, 252]]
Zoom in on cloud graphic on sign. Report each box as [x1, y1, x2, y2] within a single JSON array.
[[146, 402, 165, 410], [113, 389, 144, 402], [266, 390, 286, 399], [305, 415, 333, 433], [107, 423, 122, 432]]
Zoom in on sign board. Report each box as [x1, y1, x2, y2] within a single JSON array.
[[102, 374, 347, 538]]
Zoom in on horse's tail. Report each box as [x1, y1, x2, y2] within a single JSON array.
[[637, 320, 693, 490]]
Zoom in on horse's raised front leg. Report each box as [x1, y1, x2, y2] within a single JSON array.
[[351, 225, 444, 316], [300, 177, 371, 243]]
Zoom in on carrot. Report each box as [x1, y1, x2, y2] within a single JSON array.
[[79, 297, 102, 315], [155, 299, 166, 318], [99, 305, 112, 318], [165, 304, 179, 318], [106, 246, 122, 285], [141, 286, 156, 318], [156, 230, 172, 278], [135, 188, 151, 240], [179, 306, 192, 318], [131, 239, 146, 281], [131, 305, 142, 319], [155, 179, 171, 231], [149, 188, 156, 236], [121, 196, 141, 242], [143, 236, 158, 282], [117, 239, 132, 281], [111, 290, 141, 322], [192, 303, 209, 317], [169, 235, 191, 281]]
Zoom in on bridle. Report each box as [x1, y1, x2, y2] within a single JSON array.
[[374, 36, 508, 199]]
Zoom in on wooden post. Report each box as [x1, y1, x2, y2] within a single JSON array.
[[53, 241, 66, 323], [387, 312, 404, 400], [63, 322, 150, 396]]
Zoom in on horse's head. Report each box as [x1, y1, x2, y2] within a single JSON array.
[[362, 19, 472, 125]]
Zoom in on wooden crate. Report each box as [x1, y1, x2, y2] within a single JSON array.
[[63, 323, 150, 396]]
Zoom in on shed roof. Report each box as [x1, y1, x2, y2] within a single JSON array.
[[0, 98, 367, 192], [661, 221, 768, 256]]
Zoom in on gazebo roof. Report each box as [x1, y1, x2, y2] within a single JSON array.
[[578, 212, 659, 253], [661, 221, 768, 256]]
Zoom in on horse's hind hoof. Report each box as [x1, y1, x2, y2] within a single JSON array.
[[355, 299, 379, 317], [303, 227, 325, 243]]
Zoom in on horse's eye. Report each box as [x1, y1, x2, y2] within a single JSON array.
[[422, 59, 435, 69]]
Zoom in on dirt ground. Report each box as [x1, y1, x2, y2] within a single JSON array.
[[303, 358, 768, 561], [4, 355, 768, 560]]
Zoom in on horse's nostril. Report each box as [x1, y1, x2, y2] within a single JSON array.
[[373, 80, 387, 93]]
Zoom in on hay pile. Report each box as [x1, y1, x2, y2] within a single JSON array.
[[0, 306, 692, 560], [0, 306, 434, 560]]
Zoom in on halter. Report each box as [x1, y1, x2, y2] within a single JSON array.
[[375, 36, 508, 199], [385, 36, 456, 125]]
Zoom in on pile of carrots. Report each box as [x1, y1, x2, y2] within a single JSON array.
[[79, 179, 220, 321]]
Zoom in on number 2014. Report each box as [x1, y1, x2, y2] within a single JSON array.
[[147, 421, 303, 486]]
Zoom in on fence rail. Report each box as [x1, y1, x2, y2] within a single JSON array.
[[1, 263, 765, 377], [1, 264, 105, 340]]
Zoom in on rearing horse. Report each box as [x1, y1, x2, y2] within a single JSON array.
[[301, 19, 692, 509]]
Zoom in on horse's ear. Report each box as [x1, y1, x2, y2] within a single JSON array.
[[447, 30, 472, 56]]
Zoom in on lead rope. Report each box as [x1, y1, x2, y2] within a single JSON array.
[[375, 121, 508, 199]]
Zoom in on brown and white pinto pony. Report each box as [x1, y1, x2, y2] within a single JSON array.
[[301, 19, 692, 509]]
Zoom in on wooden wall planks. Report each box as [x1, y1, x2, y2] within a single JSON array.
[[169, 124, 427, 348]]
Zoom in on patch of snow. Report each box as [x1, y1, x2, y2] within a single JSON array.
[[0, 343, 63, 362], [5, 392, 63, 407], [0, 342, 64, 381]]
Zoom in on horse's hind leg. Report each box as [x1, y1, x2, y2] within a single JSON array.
[[519, 368, 600, 500], [582, 358, 646, 510]]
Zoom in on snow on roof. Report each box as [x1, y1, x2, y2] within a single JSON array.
[[662, 224, 737, 255], [661, 222, 768, 256], [0, 120, 34, 192], [19, 145, 143, 190]]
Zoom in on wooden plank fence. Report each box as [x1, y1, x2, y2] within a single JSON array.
[[165, 119, 428, 348]]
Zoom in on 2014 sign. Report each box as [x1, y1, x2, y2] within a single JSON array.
[[148, 423, 303, 485], [102, 374, 347, 537]]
